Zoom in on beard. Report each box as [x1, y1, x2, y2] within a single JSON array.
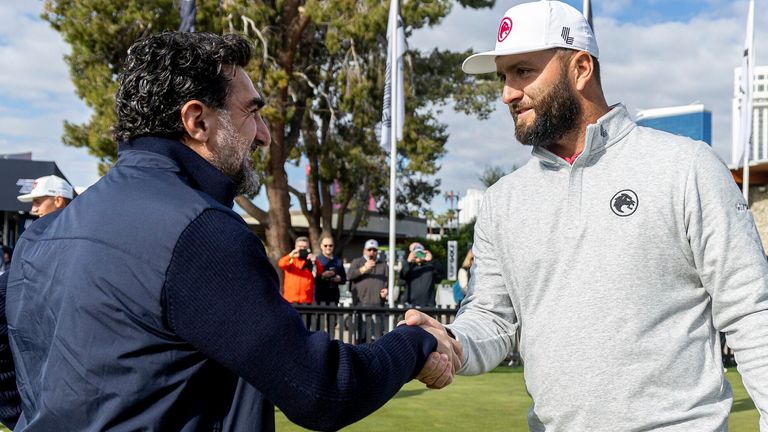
[[512, 68, 581, 147], [211, 112, 260, 196]]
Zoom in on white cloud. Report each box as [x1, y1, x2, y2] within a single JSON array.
[[598, 0, 633, 18], [0, 2, 79, 98], [0, 1, 99, 189]]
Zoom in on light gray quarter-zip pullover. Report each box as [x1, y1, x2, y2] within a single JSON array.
[[449, 105, 768, 431]]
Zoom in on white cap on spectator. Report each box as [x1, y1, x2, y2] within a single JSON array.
[[17, 175, 74, 202], [364, 239, 379, 250]]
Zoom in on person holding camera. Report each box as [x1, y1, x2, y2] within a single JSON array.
[[400, 242, 445, 308], [348, 239, 389, 343], [347, 239, 388, 307], [314, 235, 346, 305], [278, 236, 323, 304]]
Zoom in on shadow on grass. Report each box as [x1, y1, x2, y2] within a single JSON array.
[[732, 397, 756, 413], [392, 388, 429, 399]]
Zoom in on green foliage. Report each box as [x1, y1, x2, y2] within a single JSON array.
[[44, 0, 500, 255], [478, 164, 515, 188]]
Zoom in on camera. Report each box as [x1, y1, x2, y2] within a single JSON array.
[[415, 251, 426, 259], [298, 249, 310, 260]]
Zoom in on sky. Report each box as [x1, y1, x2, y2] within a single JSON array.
[[1, 0, 766, 214]]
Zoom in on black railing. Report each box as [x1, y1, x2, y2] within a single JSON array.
[[292, 303, 458, 344]]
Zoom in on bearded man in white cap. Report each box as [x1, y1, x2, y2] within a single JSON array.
[[17, 175, 74, 218], [404, 1, 768, 430]]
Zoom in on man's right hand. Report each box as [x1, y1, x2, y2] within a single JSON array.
[[361, 259, 376, 273], [403, 309, 464, 389], [406, 251, 416, 263]]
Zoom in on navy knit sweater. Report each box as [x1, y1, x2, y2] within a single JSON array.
[[0, 138, 437, 431]]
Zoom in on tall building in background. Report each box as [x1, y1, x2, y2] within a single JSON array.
[[732, 65, 768, 163], [636, 104, 712, 145], [458, 188, 484, 225]]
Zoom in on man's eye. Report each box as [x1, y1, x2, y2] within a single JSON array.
[[497, 74, 506, 83], [517, 68, 534, 77]]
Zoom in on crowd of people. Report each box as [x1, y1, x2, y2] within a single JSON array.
[[276, 237, 451, 309], [0, 1, 766, 431]]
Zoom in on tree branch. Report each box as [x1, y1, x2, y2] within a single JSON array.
[[235, 195, 269, 226], [288, 184, 311, 222]]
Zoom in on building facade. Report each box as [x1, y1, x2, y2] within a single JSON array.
[[458, 188, 484, 225], [636, 104, 712, 145], [732, 65, 768, 164]]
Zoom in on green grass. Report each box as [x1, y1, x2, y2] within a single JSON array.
[[0, 367, 754, 431], [276, 366, 759, 431]]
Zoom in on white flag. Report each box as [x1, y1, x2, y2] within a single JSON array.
[[735, 0, 755, 167], [381, 0, 405, 149]]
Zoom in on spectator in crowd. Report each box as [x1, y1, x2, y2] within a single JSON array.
[[400, 242, 444, 307], [348, 239, 388, 307], [0, 246, 11, 275], [406, 1, 768, 430], [314, 235, 346, 305], [16, 175, 74, 218], [454, 249, 473, 304], [348, 239, 389, 343], [278, 236, 322, 304], [0, 31, 459, 431]]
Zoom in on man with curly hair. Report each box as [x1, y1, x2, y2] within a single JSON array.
[[0, 31, 459, 431]]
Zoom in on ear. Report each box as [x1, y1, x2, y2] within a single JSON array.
[[571, 51, 594, 91], [54, 196, 67, 209], [180, 100, 215, 145]]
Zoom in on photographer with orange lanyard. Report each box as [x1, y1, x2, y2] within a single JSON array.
[[278, 236, 323, 304]]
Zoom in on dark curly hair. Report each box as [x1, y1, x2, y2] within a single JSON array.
[[114, 32, 253, 141]]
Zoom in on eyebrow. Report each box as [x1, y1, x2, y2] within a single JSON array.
[[247, 97, 266, 110]]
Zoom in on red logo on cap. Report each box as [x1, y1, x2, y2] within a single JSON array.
[[498, 17, 513, 42]]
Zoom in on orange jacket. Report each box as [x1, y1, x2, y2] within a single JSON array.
[[278, 254, 323, 304]]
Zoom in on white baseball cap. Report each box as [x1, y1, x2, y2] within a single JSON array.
[[364, 239, 379, 250], [17, 175, 74, 202], [462, 0, 599, 74]]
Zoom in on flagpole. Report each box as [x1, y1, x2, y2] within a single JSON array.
[[744, 151, 751, 203], [741, 0, 755, 204], [387, 0, 399, 309], [583, 0, 593, 31], [179, 0, 196, 32]]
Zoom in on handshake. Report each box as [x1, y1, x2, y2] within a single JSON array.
[[400, 309, 464, 390]]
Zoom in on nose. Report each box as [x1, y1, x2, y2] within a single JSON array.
[[255, 116, 271, 147], [501, 80, 524, 106]]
